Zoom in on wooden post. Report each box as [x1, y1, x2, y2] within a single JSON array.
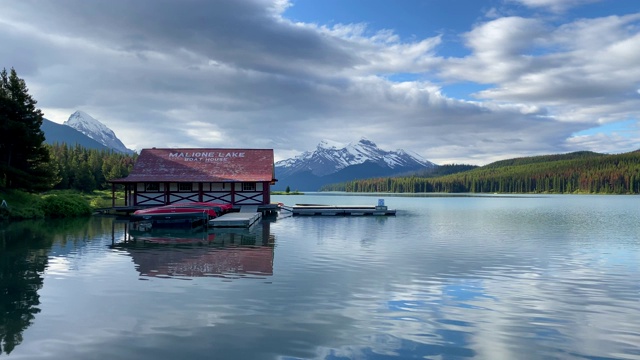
[[133, 183, 138, 206], [263, 181, 270, 205], [231, 183, 235, 205]]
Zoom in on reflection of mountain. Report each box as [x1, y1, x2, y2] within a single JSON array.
[[0, 221, 53, 355], [117, 223, 275, 278]]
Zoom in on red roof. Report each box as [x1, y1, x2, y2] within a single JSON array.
[[112, 148, 275, 183]]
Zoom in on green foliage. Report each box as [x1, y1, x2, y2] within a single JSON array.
[[83, 189, 126, 208], [0, 68, 58, 191], [41, 193, 92, 218], [3, 205, 45, 220], [0, 189, 126, 219], [0, 189, 44, 220], [47, 143, 136, 192], [285, 185, 290, 194], [321, 151, 640, 194]]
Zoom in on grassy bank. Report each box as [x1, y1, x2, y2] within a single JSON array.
[[0, 189, 124, 220]]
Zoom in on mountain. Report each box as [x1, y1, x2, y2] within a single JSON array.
[[63, 111, 134, 154], [274, 138, 437, 191], [321, 150, 640, 194], [42, 118, 113, 151]]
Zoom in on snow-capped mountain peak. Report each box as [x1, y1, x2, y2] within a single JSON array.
[[64, 111, 133, 154], [275, 138, 436, 178], [65, 110, 111, 136], [317, 139, 345, 150]]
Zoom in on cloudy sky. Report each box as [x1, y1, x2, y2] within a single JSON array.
[[2, 0, 639, 165]]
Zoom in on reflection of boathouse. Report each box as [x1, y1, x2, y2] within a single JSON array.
[[119, 224, 275, 278], [129, 245, 274, 278], [110, 148, 277, 207]]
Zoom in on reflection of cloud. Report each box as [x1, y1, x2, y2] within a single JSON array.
[[301, 259, 640, 360], [10, 197, 640, 359], [44, 256, 72, 276], [267, 197, 640, 359]]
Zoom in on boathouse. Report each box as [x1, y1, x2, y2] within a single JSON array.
[[110, 148, 276, 207]]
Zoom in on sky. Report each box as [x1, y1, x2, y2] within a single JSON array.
[[1, 0, 639, 165]]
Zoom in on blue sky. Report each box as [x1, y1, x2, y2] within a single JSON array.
[[1, 0, 638, 164]]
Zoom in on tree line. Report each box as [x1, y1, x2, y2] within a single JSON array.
[[47, 143, 136, 192], [320, 151, 640, 194], [1, 67, 136, 193]]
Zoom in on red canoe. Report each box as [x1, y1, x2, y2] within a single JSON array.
[[133, 202, 233, 219]]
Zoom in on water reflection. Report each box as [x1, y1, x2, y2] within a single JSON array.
[[111, 222, 275, 279], [0, 218, 95, 355], [1, 196, 639, 360]]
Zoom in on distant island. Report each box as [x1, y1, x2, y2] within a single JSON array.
[[320, 150, 640, 195]]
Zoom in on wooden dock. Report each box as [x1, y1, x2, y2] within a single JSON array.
[[209, 206, 262, 227], [281, 204, 396, 216]]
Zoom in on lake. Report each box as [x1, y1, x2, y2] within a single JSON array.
[[1, 194, 639, 359]]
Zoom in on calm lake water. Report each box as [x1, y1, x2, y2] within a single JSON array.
[[1, 194, 639, 359]]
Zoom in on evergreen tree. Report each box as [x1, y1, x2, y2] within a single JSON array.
[[46, 143, 136, 192], [0, 68, 58, 191]]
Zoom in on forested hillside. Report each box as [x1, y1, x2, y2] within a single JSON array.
[[402, 164, 479, 177], [320, 151, 640, 194], [47, 143, 136, 192]]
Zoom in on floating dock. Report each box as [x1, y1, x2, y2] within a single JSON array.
[[209, 205, 262, 227], [281, 204, 396, 216]]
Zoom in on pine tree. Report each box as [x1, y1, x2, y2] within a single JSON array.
[[0, 68, 58, 191]]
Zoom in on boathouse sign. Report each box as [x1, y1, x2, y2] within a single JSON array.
[[168, 151, 246, 162]]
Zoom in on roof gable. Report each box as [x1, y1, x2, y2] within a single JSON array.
[[116, 148, 274, 183]]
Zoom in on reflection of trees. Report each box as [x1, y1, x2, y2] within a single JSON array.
[[0, 221, 53, 355]]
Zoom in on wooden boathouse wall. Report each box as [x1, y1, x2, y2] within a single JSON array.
[[110, 148, 276, 207], [124, 181, 270, 206]]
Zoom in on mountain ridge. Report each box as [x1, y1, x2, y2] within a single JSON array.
[[64, 111, 134, 154], [274, 138, 436, 191], [319, 149, 640, 194], [42, 119, 113, 151]]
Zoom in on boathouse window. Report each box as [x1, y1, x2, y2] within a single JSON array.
[[145, 183, 160, 192], [242, 182, 256, 191], [178, 183, 193, 192]]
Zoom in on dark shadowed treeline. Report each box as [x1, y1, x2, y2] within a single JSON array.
[[320, 151, 640, 194], [0, 68, 58, 191], [47, 143, 136, 192]]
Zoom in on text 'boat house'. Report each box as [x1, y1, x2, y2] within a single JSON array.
[[109, 148, 277, 209]]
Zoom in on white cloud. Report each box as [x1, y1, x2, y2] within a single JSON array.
[[443, 17, 548, 83], [506, 0, 602, 13], [0, 0, 638, 165], [442, 13, 640, 130]]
